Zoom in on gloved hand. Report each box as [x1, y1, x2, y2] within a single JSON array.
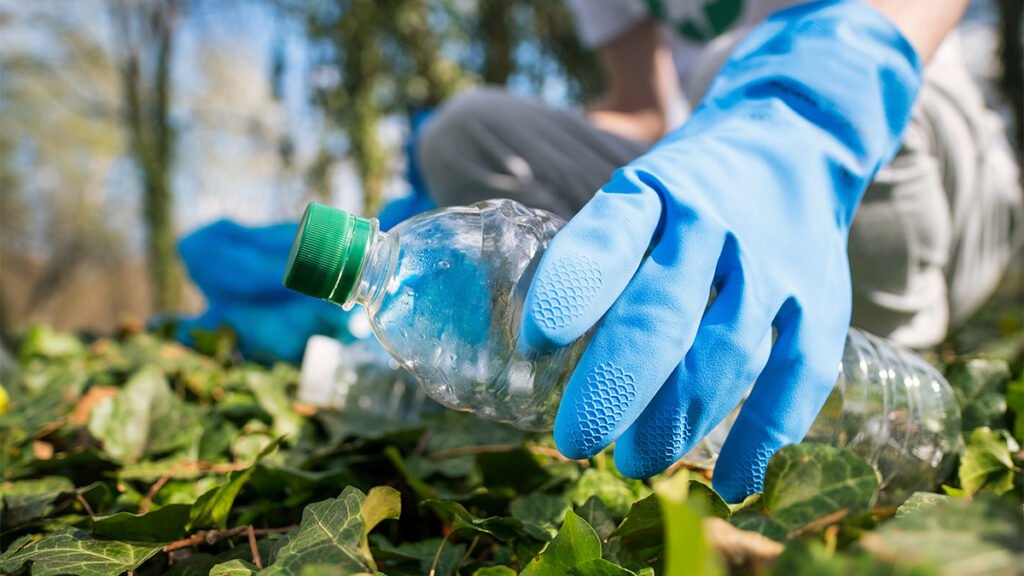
[[520, 0, 921, 502]]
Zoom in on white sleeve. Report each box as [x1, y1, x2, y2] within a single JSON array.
[[567, 0, 649, 48]]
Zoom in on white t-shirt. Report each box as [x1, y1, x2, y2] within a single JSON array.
[[567, 0, 803, 84]]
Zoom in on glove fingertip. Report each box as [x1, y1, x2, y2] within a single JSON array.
[[612, 446, 653, 480], [553, 417, 604, 461], [712, 473, 761, 505], [517, 308, 566, 355], [520, 251, 606, 348], [711, 443, 774, 504], [613, 426, 684, 480]]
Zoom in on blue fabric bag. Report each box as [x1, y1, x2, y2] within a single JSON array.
[[175, 110, 436, 363]]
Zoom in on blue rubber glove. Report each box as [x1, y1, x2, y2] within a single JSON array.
[[177, 220, 347, 363], [520, 0, 921, 502]]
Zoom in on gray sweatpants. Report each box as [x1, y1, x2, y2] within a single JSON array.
[[416, 45, 1023, 348]]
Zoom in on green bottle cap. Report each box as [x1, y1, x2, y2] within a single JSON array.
[[283, 203, 374, 305]]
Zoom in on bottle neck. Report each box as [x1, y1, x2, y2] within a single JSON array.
[[343, 228, 395, 311]]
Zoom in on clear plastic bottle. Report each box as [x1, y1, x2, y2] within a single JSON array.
[[283, 199, 961, 496], [285, 199, 587, 430], [298, 334, 431, 423], [686, 328, 962, 503]]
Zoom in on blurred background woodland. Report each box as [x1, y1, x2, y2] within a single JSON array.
[[0, 0, 1020, 342]]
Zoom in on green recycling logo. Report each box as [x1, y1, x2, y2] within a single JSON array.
[[646, 0, 744, 42]]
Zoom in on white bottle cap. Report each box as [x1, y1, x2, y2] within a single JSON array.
[[298, 335, 345, 407]]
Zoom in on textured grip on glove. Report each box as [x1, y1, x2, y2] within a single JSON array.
[[530, 255, 603, 333], [560, 362, 638, 458]]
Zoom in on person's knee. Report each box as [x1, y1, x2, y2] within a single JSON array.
[[416, 87, 523, 206], [435, 86, 514, 123], [849, 124, 952, 347], [421, 87, 501, 144]]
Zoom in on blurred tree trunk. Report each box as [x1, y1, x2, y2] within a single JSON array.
[[305, 148, 335, 202], [394, 0, 460, 106], [303, 0, 469, 214], [528, 1, 604, 103], [478, 0, 515, 86], [0, 137, 18, 344], [112, 0, 182, 312], [338, 0, 387, 215]]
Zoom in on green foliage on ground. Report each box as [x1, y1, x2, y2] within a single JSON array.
[[1, 321, 1021, 575]]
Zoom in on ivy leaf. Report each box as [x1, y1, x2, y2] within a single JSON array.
[[0, 529, 164, 576], [770, 540, 937, 576], [244, 369, 305, 443], [424, 500, 532, 541], [199, 417, 241, 461], [360, 486, 401, 534], [568, 559, 639, 575], [860, 494, 1024, 574], [164, 538, 283, 575], [945, 358, 1012, 433], [510, 492, 571, 541], [162, 552, 220, 575], [1007, 376, 1023, 443], [602, 474, 727, 569], [1, 381, 73, 478], [76, 482, 114, 514], [209, 559, 259, 575], [477, 447, 551, 493], [566, 468, 650, 519], [370, 536, 465, 576], [520, 510, 602, 576], [761, 443, 880, 533], [188, 473, 249, 531], [189, 438, 281, 530], [92, 503, 191, 542], [727, 510, 787, 542], [253, 459, 350, 486], [260, 487, 378, 575], [686, 479, 731, 519], [472, 567, 518, 576], [575, 496, 617, 541], [406, 411, 527, 483], [87, 366, 203, 462], [894, 492, 951, 519], [383, 446, 438, 500], [18, 325, 85, 359], [297, 565, 365, 575], [654, 472, 725, 576], [603, 493, 662, 569], [316, 410, 426, 449], [358, 486, 401, 560], [958, 427, 1021, 495], [118, 458, 207, 482], [0, 476, 74, 528]]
